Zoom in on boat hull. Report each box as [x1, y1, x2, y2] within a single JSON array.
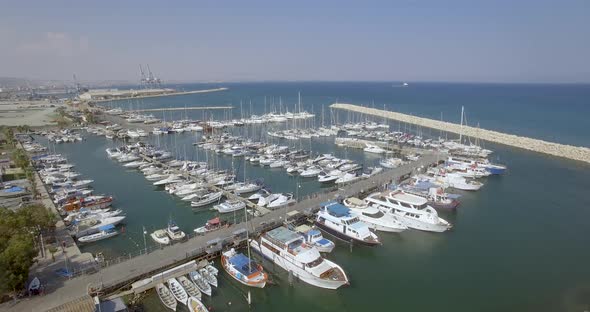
[[314, 221, 380, 246], [250, 241, 347, 290]]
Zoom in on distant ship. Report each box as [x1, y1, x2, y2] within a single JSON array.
[[393, 82, 409, 87], [402, 82, 409, 87]]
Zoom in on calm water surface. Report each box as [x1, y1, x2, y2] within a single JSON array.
[[44, 83, 590, 311]]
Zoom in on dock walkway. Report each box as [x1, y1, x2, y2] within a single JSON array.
[[331, 103, 590, 164], [1, 153, 440, 312]]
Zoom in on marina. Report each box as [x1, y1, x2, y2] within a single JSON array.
[[5, 83, 590, 312], [2, 0, 590, 309]]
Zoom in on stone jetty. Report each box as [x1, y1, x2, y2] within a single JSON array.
[[331, 103, 590, 164]]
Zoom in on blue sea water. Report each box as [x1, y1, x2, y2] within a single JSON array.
[[49, 82, 590, 312], [107, 82, 590, 147]]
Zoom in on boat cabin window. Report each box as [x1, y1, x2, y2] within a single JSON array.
[[306, 257, 323, 268], [417, 203, 427, 209], [400, 202, 412, 208], [363, 210, 384, 218], [288, 239, 303, 250]]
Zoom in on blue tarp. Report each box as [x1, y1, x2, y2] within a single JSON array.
[[326, 203, 350, 218], [98, 224, 115, 231], [3, 186, 23, 193], [229, 253, 258, 276]]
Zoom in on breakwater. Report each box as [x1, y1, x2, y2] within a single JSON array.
[[331, 103, 590, 164]]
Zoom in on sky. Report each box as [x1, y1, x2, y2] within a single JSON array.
[[0, 0, 589, 83]]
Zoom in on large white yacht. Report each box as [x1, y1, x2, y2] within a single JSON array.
[[365, 190, 452, 232], [250, 227, 349, 289], [315, 201, 381, 246], [343, 197, 408, 233]]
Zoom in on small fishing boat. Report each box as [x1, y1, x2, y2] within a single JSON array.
[[187, 297, 209, 312], [199, 268, 218, 287], [178, 276, 201, 300], [295, 224, 335, 253], [167, 278, 189, 305], [166, 221, 186, 241], [194, 217, 226, 234], [151, 229, 171, 245], [189, 271, 212, 296], [156, 283, 177, 311], [77, 224, 119, 243], [206, 264, 218, 276], [28, 277, 41, 295], [221, 248, 267, 288]]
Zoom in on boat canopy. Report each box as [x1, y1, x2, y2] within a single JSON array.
[[3, 186, 24, 193], [229, 253, 259, 276], [98, 224, 115, 231], [325, 203, 350, 218], [208, 217, 220, 225]]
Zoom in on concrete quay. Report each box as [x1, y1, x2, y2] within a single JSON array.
[[331, 103, 590, 164]]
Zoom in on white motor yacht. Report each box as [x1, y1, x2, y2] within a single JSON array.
[[366, 190, 452, 232], [214, 200, 246, 213], [300, 166, 322, 178], [191, 191, 223, 208], [335, 172, 361, 185], [315, 201, 381, 246], [363, 144, 386, 154], [250, 227, 348, 289], [166, 221, 186, 241], [343, 197, 408, 233]]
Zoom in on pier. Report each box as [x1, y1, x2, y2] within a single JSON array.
[[331, 103, 590, 164], [8, 153, 441, 312]]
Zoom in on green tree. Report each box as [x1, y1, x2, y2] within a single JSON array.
[[0, 234, 36, 295], [0, 205, 56, 295], [12, 149, 29, 169]]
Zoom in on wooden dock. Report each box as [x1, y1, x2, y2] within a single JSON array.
[[331, 103, 590, 164]]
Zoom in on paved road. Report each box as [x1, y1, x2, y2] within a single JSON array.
[[1, 149, 439, 312]]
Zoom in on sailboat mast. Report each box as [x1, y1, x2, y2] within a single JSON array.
[[459, 106, 464, 143]]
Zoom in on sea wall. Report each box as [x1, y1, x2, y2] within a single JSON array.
[[330, 103, 590, 164]]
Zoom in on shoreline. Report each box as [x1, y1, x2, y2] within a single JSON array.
[[92, 87, 228, 103]]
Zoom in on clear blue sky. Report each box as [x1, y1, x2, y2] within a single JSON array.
[[1, 0, 589, 83]]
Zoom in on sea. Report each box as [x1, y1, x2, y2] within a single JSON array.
[[41, 82, 590, 312]]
